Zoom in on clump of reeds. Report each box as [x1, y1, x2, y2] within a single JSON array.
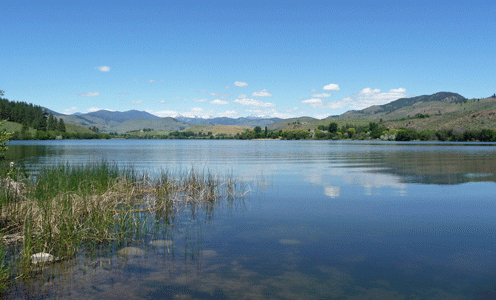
[[0, 161, 248, 282]]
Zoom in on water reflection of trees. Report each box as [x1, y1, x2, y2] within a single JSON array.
[[334, 147, 496, 185]]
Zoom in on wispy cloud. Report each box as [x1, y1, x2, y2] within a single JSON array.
[[88, 107, 102, 112], [211, 99, 229, 105], [80, 92, 100, 97], [130, 100, 143, 105], [218, 110, 238, 117], [148, 80, 155, 83], [63, 107, 78, 113], [96, 66, 110, 72], [180, 107, 214, 118], [346, 88, 407, 109], [246, 108, 294, 119], [301, 87, 407, 111], [154, 110, 179, 117], [118, 92, 130, 95], [196, 90, 208, 93], [312, 93, 331, 98], [210, 93, 230, 98], [233, 98, 275, 107], [234, 81, 248, 87], [301, 99, 325, 108], [323, 83, 340, 91], [252, 89, 272, 97]]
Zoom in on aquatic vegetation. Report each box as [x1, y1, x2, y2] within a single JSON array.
[[0, 162, 248, 287]]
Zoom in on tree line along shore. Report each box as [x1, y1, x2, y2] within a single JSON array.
[[2, 91, 496, 142]]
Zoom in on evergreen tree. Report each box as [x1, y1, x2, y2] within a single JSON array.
[[58, 118, 66, 132], [47, 113, 58, 131]]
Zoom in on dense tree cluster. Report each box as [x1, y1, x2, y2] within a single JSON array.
[[0, 93, 112, 140]]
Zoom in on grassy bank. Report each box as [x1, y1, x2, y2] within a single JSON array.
[[0, 161, 247, 291]]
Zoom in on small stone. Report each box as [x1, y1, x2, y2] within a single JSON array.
[[31, 252, 54, 264], [117, 247, 145, 257]]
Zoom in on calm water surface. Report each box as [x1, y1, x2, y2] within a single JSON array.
[[5, 140, 496, 299]]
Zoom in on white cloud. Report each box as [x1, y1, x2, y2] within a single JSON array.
[[303, 87, 407, 112], [148, 80, 155, 83], [323, 83, 340, 91], [154, 110, 179, 117], [237, 94, 247, 99], [180, 107, 215, 118], [118, 92, 130, 95], [233, 98, 276, 107], [160, 79, 165, 82], [217, 110, 238, 118], [88, 107, 101, 112], [312, 93, 331, 98], [234, 81, 248, 87], [196, 90, 208, 93], [96, 66, 110, 72], [211, 99, 229, 105], [63, 107, 78, 113], [252, 89, 272, 97], [360, 87, 381, 95], [310, 89, 317, 92], [246, 108, 295, 119], [301, 98, 346, 109], [301, 99, 323, 108], [348, 87, 407, 109], [130, 100, 143, 104], [225, 86, 230, 90], [80, 92, 100, 97]]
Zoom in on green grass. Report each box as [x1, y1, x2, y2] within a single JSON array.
[[0, 162, 248, 288]]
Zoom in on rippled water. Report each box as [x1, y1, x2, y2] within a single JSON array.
[[5, 140, 496, 299]]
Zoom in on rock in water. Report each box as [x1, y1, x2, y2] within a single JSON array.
[[117, 247, 145, 257], [148, 240, 173, 247], [31, 252, 54, 264]]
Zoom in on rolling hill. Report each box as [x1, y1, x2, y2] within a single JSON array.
[[8, 91, 496, 137]]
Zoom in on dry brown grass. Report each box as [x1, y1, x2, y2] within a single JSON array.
[[0, 163, 249, 274]]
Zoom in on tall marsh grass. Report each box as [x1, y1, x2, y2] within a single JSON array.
[[0, 161, 248, 286]]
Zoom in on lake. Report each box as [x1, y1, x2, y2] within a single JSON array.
[[4, 140, 496, 299]]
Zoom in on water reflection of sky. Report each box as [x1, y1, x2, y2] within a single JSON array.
[[7, 140, 496, 299]]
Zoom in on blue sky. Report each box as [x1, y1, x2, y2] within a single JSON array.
[[1, 0, 495, 119]]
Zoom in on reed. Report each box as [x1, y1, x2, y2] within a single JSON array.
[[0, 161, 248, 285]]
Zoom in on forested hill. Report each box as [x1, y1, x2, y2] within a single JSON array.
[[0, 96, 53, 131]]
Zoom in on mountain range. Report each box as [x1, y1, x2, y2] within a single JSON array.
[[55, 110, 282, 134], [47, 91, 496, 134]]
